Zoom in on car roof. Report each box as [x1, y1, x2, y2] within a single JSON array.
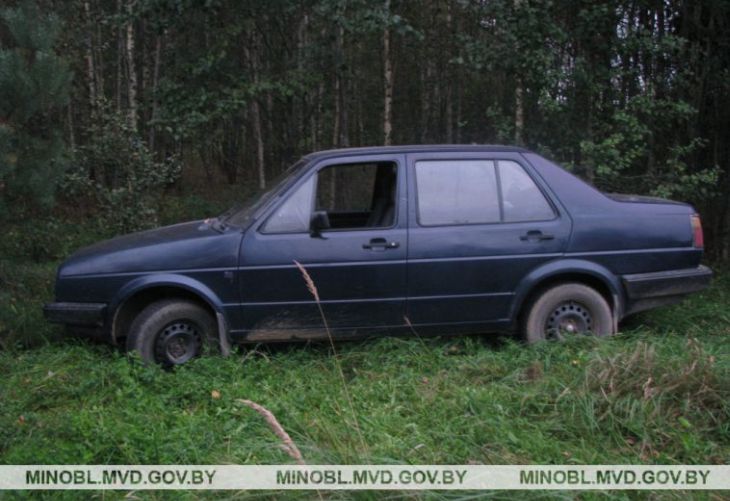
[[303, 144, 529, 160]]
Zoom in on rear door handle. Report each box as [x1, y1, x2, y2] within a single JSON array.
[[520, 230, 554, 241], [363, 238, 400, 251]]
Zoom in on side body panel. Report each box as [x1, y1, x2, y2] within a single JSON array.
[[235, 154, 409, 340], [405, 151, 573, 329], [54, 225, 244, 334], [49, 146, 708, 348], [522, 152, 702, 318]]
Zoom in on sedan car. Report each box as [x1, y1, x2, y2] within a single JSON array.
[[44, 145, 712, 366]]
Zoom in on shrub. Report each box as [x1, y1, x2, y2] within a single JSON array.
[[61, 105, 181, 233]]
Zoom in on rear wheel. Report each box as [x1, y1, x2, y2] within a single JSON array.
[[126, 300, 216, 367], [523, 283, 613, 343]]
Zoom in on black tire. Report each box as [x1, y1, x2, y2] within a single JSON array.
[[523, 283, 613, 344], [126, 299, 216, 367]]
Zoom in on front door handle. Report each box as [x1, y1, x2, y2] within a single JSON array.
[[363, 238, 400, 251], [520, 230, 554, 241]]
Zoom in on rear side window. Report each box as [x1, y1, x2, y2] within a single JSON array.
[[499, 160, 555, 222], [415, 160, 500, 225], [415, 159, 554, 226]]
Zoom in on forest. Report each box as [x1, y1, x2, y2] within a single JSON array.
[[1, 0, 729, 258]]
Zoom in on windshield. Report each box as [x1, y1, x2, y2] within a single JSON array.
[[222, 158, 308, 227]]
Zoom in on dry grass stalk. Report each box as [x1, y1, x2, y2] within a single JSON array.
[[237, 399, 305, 465], [404, 315, 429, 348], [586, 338, 724, 421], [293, 260, 368, 453], [295, 260, 320, 302]]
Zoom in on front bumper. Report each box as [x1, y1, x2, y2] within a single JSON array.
[[43, 302, 107, 327], [622, 265, 712, 315]]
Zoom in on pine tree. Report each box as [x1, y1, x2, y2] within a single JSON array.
[[0, 1, 71, 214]]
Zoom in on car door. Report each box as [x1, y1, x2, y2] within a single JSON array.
[[235, 154, 408, 340], [405, 151, 571, 329]]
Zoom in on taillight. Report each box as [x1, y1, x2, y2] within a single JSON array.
[[691, 214, 704, 248]]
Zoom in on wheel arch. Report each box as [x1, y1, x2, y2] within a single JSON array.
[[109, 274, 232, 355], [511, 259, 624, 331]]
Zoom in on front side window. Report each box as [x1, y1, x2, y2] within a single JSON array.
[[415, 160, 500, 225], [316, 162, 398, 229], [263, 161, 398, 233]]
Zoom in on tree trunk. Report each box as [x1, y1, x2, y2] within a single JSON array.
[[455, 66, 463, 143], [148, 34, 162, 152], [314, 79, 324, 150], [340, 31, 349, 148], [84, 1, 97, 114], [115, 0, 122, 112], [332, 21, 348, 148], [67, 99, 75, 150], [252, 99, 265, 189], [420, 60, 431, 143], [297, 13, 309, 149], [332, 70, 341, 148], [94, 12, 105, 102], [445, 2, 454, 143], [445, 83, 453, 143], [245, 38, 266, 189], [140, 21, 148, 103], [355, 76, 365, 146], [514, 79, 524, 145], [126, 0, 138, 131], [383, 0, 394, 146]]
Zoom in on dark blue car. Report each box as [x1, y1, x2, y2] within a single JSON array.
[[44, 145, 712, 366]]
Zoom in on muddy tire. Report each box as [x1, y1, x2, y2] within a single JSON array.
[[523, 283, 613, 343], [126, 299, 216, 367]]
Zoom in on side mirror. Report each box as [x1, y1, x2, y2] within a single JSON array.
[[309, 211, 330, 239]]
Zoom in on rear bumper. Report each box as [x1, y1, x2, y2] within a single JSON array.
[[43, 302, 107, 327], [622, 265, 712, 315]]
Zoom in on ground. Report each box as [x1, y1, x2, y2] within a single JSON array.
[[0, 195, 728, 500]]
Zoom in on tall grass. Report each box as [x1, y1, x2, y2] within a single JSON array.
[[294, 260, 368, 455], [1, 213, 728, 498]]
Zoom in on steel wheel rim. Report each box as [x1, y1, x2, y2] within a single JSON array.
[[545, 300, 593, 339], [154, 321, 202, 365]]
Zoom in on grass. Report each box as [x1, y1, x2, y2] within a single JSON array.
[[1, 206, 729, 499]]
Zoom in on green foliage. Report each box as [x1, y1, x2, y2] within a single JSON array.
[[650, 140, 721, 201], [63, 106, 181, 233], [580, 96, 720, 200], [580, 107, 649, 181], [1, 0, 726, 255], [0, 1, 71, 213], [0, 259, 57, 349]]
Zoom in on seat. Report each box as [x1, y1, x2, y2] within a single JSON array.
[[367, 165, 397, 227]]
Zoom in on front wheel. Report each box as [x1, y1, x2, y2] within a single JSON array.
[[126, 299, 216, 367], [523, 283, 613, 343]]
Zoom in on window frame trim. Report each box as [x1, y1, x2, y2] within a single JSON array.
[[412, 156, 559, 229], [257, 156, 403, 235], [496, 159, 558, 224], [258, 172, 317, 235]]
